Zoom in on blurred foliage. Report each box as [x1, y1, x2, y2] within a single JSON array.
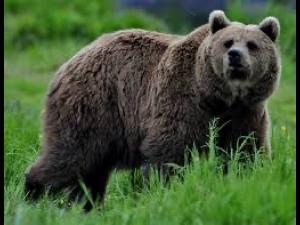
[[271, 0, 294, 5], [4, 0, 168, 48], [5, 0, 295, 62]]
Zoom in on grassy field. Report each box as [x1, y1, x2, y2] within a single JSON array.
[[4, 1, 295, 225]]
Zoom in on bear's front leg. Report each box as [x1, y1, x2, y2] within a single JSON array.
[[218, 104, 271, 160], [139, 114, 207, 182]]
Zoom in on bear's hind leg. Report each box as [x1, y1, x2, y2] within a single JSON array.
[[79, 166, 112, 212], [24, 152, 80, 201], [25, 141, 118, 212]]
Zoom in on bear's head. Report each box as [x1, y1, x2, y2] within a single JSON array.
[[198, 10, 281, 102]]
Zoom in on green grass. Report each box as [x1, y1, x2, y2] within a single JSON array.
[[4, 1, 295, 225]]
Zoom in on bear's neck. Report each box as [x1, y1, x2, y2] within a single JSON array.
[[196, 75, 234, 115], [194, 44, 234, 109]]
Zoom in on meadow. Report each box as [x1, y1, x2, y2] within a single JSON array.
[[4, 1, 296, 224]]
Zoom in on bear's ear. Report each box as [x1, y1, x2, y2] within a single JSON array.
[[259, 17, 280, 42], [209, 10, 230, 34]]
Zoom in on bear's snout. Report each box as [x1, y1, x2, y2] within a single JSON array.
[[223, 48, 251, 81], [228, 49, 242, 67]]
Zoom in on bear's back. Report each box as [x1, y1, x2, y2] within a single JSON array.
[[100, 30, 183, 138], [50, 29, 182, 89], [46, 30, 183, 146]]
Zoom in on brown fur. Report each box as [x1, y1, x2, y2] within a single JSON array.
[[25, 10, 281, 209]]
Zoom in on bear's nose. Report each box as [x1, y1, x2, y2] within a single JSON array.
[[228, 49, 241, 66]]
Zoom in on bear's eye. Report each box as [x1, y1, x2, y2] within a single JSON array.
[[247, 41, 259, 50], [224, 39, 233, 48]]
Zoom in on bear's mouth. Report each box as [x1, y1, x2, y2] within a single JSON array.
[[228, 68, 248, 81]]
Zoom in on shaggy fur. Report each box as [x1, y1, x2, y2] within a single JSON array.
[[25, 10, 281, 209]]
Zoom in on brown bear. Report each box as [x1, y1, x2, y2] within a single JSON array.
[[25, 10, 281, 209]]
